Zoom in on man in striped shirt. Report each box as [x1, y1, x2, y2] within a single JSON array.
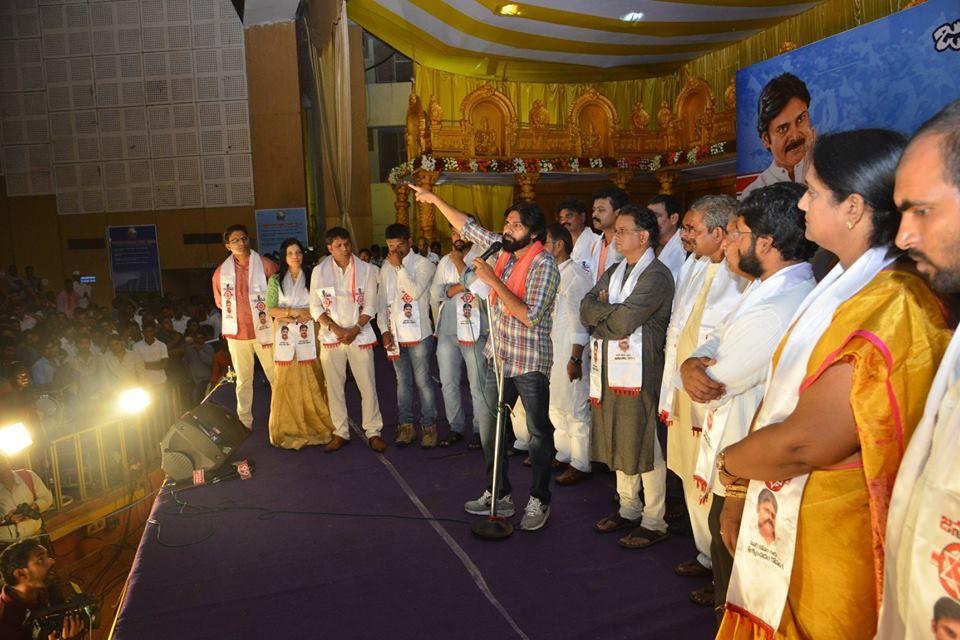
[[412, 185, 560, 532]]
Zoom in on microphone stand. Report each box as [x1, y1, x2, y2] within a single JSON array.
[[471, 285, 514, 540]]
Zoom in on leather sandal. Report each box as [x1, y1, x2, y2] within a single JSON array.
[[618, 526, 670, 549], [594, 512, 641, 533]]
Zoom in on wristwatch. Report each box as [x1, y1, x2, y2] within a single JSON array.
[[569, 356, 582, 365]]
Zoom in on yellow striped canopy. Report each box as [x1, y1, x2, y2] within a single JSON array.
[[347, 0, 822, 82]]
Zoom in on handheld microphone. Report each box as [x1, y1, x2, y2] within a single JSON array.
[[479, 241, 503, 261]]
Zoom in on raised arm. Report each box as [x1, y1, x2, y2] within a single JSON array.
[[411, 184, 469, 231]]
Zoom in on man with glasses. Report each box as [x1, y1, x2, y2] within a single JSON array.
[[212, 224, 278, 429], [660, 196, 746, 604]]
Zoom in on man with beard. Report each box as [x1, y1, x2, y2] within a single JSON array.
[[756, 489, 777, 545], [589, 186, 628, 283], [648, 194, 686, 281], [678, 182, 816, 622], [0, 541, 85, 639], [412, 185, 560, 531], [741, 73, 816, 199], [659, 196, 746, 602], [879, 99, 960, 639], [431, 224, 487, 448], [556, 199, 598, 276]]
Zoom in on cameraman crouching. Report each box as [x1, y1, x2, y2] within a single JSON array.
[[0, 540, 85, 639], [0, 456, 52, 547]]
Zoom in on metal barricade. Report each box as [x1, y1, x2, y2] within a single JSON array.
[[22, 384, 185, 510]]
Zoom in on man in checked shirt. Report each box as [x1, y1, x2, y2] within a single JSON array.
[[412, 185, 560, 531]]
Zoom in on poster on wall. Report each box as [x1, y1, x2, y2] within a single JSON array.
[[736, 0, 960, 197], [106, 225, 163, 295], [255, 208, 309, 260]]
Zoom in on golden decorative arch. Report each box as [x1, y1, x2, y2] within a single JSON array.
[[674, 77, 717, 148], [569, 88, 619, 157], [460, 84, 518, 157]]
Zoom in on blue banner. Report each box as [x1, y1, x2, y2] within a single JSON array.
[[255, 208, 308, 261], [736, 0, 960, 195], [107, 225, 162, 295]]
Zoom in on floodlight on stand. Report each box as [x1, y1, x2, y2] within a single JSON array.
[[497, 3, 520, 16], [117, 387, 151, 415], [621, 11, 644, 22], [0, 423, 33, 456]]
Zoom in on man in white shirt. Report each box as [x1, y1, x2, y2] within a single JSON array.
[[588, 186, 627, 282], [878, 99, 960, 640], [543, 224, 593, 486], [663, 195, 747, 603], [71, 271, 91, 310], [648, 194, 686, 281], [431, 224, 487, 448], [557, 198, 599, 277], [379, 223, 440, 447], [311, 227, 386, 453], [740, 73, 816, 199], [132, 321, 168, 387], [678, 182, 816, 623], [100, 334, 145, 385], [0, 455, 54, 546], [417, 236, 440, 266]]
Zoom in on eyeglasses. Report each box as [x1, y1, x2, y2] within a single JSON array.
[[228, 236, 249, 245], [729, 229, 753, 240], [613, 227, 641, 236]]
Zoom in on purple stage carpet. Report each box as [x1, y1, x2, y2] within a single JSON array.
[[113, 354, 715, 639]]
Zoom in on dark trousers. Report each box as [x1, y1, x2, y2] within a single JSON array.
[[709, 495, 734, 627], [479, 367, 554, 504]]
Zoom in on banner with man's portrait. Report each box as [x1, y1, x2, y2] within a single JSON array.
[[736, 0, 960, 198]]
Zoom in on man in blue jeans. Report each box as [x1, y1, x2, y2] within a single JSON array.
[[412, 186, 560, 532], [379, 223, 440, 447], [431, 224, 488, 448]]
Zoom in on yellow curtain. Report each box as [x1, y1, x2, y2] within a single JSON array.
[[412, 0, 907, 133], [433, 184, 514, 245], [311, 1, 354, 236]]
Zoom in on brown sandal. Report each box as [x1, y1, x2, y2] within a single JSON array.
[[689, 585, 715, 607], [618, 526, 670, 549], [594, 512, 640, 533]]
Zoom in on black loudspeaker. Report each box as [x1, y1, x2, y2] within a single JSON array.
[[160, 402, 249, 481]]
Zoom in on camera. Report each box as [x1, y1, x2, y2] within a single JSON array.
[[25, 581, 100, 640], [14, 503, 42, 520]]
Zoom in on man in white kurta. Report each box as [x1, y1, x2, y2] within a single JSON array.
[[679, 182, 817, 620], [311, 227, 384, 453], [648, 194, 686, 282], [558, 198, 599, 278], [431, 225, 487, 447], [878, 101, 960, 640], [543, 224, 593, 486], [664, 196, 746, 597]]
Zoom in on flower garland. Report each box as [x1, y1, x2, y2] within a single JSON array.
[[385, 141, 733, 185]]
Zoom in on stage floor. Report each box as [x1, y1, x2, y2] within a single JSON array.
[[112, 357, 716, 639]]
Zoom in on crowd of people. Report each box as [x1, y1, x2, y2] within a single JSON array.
[[209, 99, 960, 639], [0, 97, 957, 639]]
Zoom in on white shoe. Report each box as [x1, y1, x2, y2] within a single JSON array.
[[519, 497, 550, 531], [464, 490, 515, 517]]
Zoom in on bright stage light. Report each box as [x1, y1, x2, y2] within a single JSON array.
[[118, 387, 151, 415], [0, 423, 33, 456], [498, 3, 520, 16], [621, 11, 644, 21]]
